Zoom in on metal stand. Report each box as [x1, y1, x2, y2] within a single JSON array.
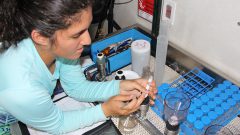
[[95, 0, 121, 40]]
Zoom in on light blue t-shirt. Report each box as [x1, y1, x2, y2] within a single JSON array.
[[0, 38, 120, 134]]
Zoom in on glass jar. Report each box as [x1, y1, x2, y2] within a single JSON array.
[[118, 114, 137, 134]]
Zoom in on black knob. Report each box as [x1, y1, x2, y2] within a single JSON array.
[[115, 70, 125, 80]]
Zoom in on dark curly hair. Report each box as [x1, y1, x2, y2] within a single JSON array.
[[0, 0, 93, 52]]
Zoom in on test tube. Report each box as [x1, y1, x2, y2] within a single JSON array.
[[207, 101, 216, 111], [194, 99, 202, 109], [201, 95, 210, 105], [201, 116, 211, 127], [187, 114, 196, 128], [207, 91, 215, 101], [194, 120, 204, 133], [223, 80, 232, 87], [201, 105, 210, 115], [208, 111, 218, 122], [217, 84, 227, 92], [194, 109, 203, 119]]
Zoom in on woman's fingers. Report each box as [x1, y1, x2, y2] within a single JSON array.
[[148, 88, 156, 99], [136, 79, 157, 95], [128, 90, 141, 97], [149, 99, 155, 105], [114, 94, 133, 101], [147, 81, 157, 99], [122, 94, 145, 111], [120, 80, 148, 94], [116, 78, 158, 115]]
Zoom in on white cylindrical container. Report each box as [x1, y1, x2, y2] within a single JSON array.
[[131, 40, 151, 76]]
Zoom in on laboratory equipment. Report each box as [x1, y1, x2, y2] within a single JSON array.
[[96, 52, 107, 81], [142, 66, 153, 97], [91, 27, 153, 74], [163, 91, 191, 135], [118, 87, 139, 134], [152, 67, 240, 134], [116, 69, 136, 134], [118, 113, 138, 134], [131, 39, 151, 76], [154, 20, 169, 86], [139, 97, 150, 120], [139, 66, 152, 119], [117, 65, 163, 135], [115, 70, 125, 80]]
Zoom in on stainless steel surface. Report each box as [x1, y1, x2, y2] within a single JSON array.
[[137, 119, 163, 135]]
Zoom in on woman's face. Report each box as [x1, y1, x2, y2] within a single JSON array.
[[51, 6, 92, 60]]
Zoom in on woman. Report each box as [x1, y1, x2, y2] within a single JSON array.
[[0, 0, 157, 134]]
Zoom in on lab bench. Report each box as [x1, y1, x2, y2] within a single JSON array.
[[6, 25, 240, 135], [7, 56, 240, 135], [89, 25, 240, 134], [111, 57, 240, 135]]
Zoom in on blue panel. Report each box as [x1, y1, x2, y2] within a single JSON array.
[[91, 28, 152, 73]]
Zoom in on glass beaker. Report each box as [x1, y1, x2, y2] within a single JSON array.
[[204, 124, 233, 135], [164, 91, 191, 135], [118, 113, 138, 134]]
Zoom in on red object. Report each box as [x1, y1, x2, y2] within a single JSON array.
[[138, 0, 154, 22]]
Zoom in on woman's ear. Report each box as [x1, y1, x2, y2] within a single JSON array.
[[31, 30, 50, 46]]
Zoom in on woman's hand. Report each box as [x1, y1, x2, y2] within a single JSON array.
[[119, 79, 157, 105], [102, 94, 145, 117]]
